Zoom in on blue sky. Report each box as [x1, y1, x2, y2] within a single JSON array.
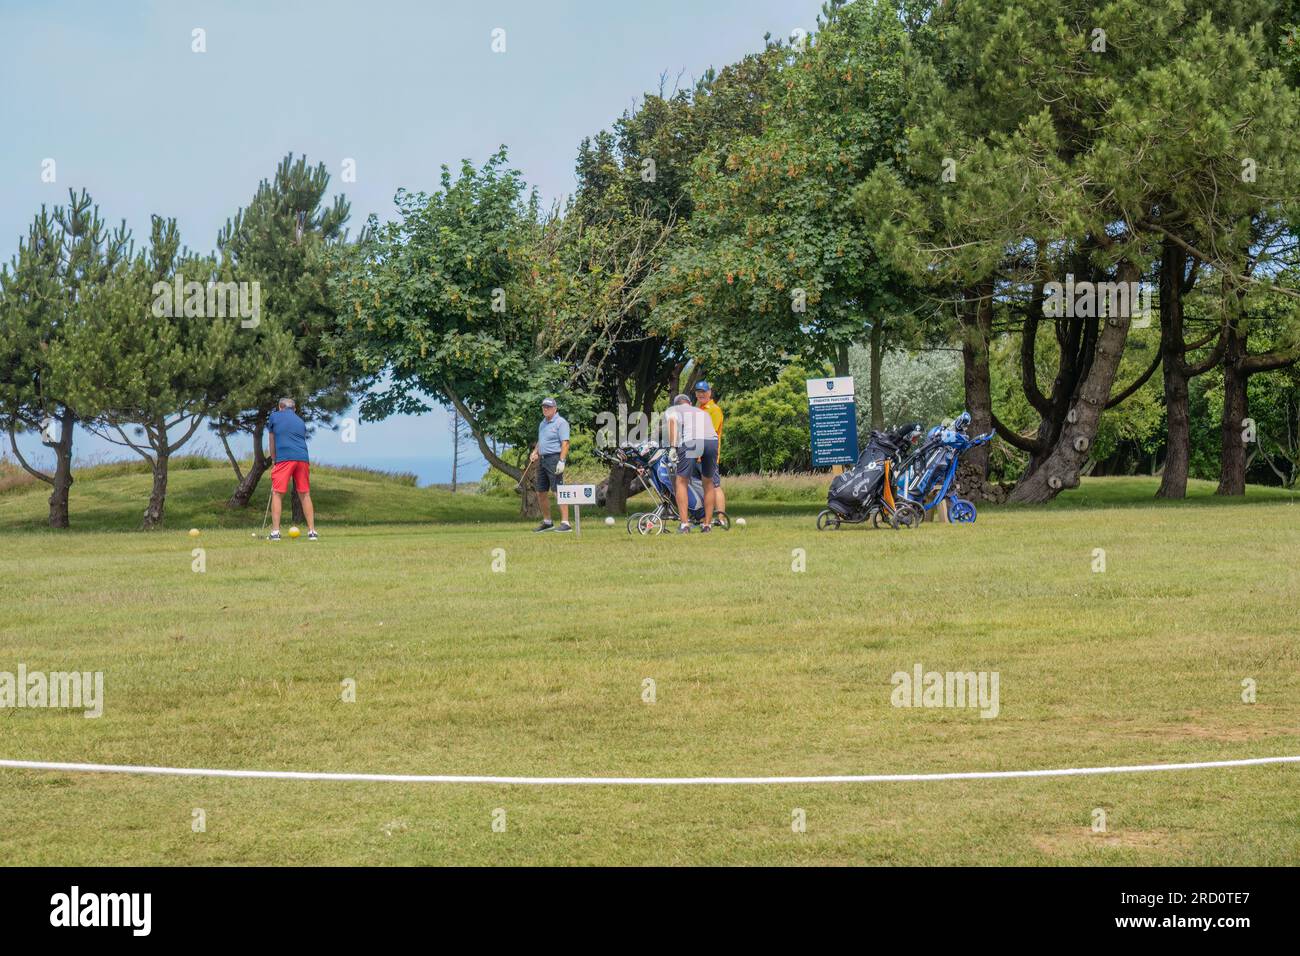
[[1, 0, 826, 484]]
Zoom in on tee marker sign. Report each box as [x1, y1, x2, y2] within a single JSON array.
[[556, 484, 596, 536]]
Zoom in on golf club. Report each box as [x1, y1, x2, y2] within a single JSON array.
[[257, 484, 273, 539]]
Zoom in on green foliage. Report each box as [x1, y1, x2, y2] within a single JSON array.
[[47, 217, 286, 525], [720, 365, 819, 472], [0, 191, 131, 451], [849, 345, 962, 431]]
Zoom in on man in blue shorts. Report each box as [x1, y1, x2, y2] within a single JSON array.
[[664, 394, 718, 534]]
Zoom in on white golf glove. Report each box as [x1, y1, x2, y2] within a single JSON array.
[[555, 459, 566, 475], [668, 447, 678, 466]]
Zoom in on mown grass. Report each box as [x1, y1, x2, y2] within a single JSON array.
[[0, 465, 1297, 865]]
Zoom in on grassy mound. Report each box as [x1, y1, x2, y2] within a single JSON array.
[[0, 457, 516, 532]]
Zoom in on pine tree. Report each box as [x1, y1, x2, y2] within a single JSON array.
[[0, 191, 130, 527]]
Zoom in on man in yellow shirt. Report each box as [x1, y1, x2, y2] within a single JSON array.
[[694, 381, 726, 522]]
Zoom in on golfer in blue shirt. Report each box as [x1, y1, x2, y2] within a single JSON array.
[[529, 397, 571, 532], [266, 397, 317, 541]]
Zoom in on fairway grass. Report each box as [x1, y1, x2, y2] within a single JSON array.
[[1, 471, 1298, 865]]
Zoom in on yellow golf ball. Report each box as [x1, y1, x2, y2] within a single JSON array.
[[288, 526, 301, 538], [188, 528, 200, 537]]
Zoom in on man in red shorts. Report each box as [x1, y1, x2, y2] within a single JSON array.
[[266, 397, 318, 541]]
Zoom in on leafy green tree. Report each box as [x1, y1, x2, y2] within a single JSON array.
[[329, 150, 591, 505], [558, 56, 780, 510], [850, 345, 962, 433], [0, 191, 130, 527]]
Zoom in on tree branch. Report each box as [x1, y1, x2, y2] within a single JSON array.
[[442, 382, 522, 481], [165, 412, 208, 455], [6, 423, 53, 484], [1140, 220, 1300, 301], [219, 432, 244, 482], [1105, 348, 1162, 409], [991, 412, 1043, 452]]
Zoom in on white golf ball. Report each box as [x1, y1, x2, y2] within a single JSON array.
[[605, 516, 616, 526], [735, 517, 747, 527]]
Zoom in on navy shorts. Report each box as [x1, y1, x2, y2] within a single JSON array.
[[536, 453, 562, 492], [676, 439, 718, 483]]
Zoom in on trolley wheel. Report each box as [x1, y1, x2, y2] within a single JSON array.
[[712, 511, 730, 530], [626, 512, 644, 535], [637, 513, 664, 536], [949, 498, 977, 523], [817, 509, 841, 531], [893, 501, 924, 529]]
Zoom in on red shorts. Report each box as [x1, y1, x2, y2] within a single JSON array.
[[271, 460, 310, 494]]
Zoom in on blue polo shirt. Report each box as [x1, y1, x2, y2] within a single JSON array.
[[268, 409, 309, 462], [537, 414, 570, 455]]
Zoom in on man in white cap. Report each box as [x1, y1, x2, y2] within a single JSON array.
[[528, 397, 571, 532]]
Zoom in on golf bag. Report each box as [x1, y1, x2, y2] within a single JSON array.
[[824, 423, 923, 522], [894, 412, 993, 522]]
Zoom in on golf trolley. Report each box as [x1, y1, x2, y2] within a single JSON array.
[[596, 442, 729, 535], [893, 412, 993, 523]]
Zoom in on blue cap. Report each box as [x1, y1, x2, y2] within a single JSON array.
[[694, 381, 711, 392]]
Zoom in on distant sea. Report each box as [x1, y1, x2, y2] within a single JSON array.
[[328, 455, 489, 488]]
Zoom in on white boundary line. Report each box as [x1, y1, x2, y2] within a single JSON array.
[[2, 755, 1299, 785]]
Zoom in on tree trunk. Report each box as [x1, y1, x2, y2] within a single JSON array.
[[868, 323, 884, 430], [1009, 261, 1139, 503], [142, 448, 169, 530], [47, 409, 76, 529], [1217, 324, 1249, 496], [598, 463, 643, 513], [451, 415, 459, 493], [833, 341, 850, 378], [1156, 241, 1191, 498], [518, 457, 540, 518], [956, 282, 996, 500], [1155, 362, 1191, 500], [227, 411, 269, 508]]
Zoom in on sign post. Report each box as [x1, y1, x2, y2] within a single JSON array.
[[556, 484, 597, 537], [806, 376, 858, 469]]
